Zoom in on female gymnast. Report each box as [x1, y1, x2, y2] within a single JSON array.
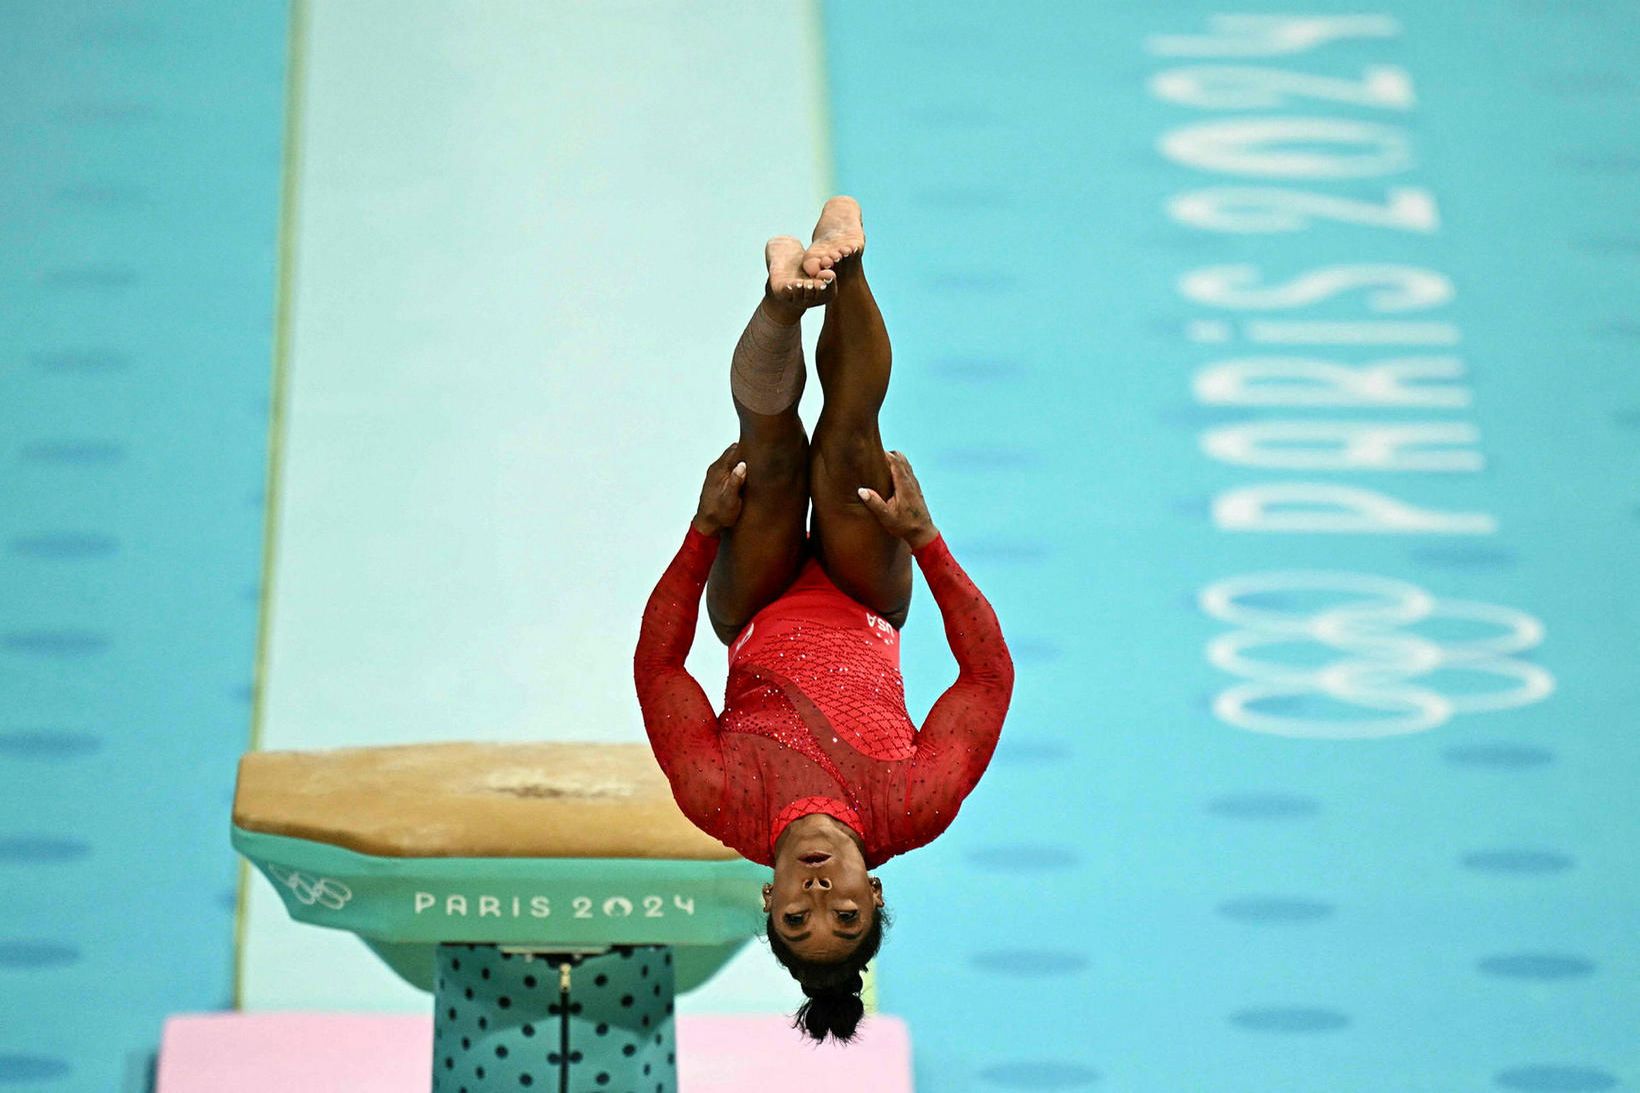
[[634, 196, 1014, 1043]]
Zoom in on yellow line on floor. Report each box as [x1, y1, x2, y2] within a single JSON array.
[[235, 0, 308, 1013]]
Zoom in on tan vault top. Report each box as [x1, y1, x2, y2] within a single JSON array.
[[233, 741, 740, 861]]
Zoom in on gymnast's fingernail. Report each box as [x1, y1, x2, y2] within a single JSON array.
[[734, 462, 746, 475], [857, 487, 870, 499]]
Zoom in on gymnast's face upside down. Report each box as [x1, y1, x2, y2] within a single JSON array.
[[761, 813, 885, 964]]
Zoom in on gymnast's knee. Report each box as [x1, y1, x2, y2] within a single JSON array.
[[706, 607, 746, 647]]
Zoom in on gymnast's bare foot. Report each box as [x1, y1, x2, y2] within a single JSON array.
[[765, 235, 832, 318], [802, 195, 865, 279]]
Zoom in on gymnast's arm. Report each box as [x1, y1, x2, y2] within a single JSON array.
[[633, 522, 730, 829], [857, 451, 1014, 818], [906, 532, 1015, 810]]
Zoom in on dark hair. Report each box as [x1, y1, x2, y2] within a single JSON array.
[[764, 904, 892, 1044]]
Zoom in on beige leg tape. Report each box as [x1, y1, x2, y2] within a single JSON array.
[[731, 304, 805, 414]]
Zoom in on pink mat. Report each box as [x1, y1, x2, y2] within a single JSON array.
[[158, 1011, 912, 1091]]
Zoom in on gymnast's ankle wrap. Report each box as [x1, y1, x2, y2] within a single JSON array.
[[731, 301, 806, 414]]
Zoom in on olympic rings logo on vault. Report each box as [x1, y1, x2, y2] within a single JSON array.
[[1197, 571, 1554, 739], [266, 864, 354, 911]]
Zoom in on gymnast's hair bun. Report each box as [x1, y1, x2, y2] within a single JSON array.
[[795, 974, 866, 1042]]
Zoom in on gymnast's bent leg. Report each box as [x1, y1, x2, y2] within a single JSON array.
[[804, 197, 914, 627], [704, 237, 833, 645]]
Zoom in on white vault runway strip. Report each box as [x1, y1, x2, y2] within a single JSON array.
[[243, 0, 831, 1013]]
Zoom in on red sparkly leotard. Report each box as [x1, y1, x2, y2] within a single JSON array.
[[633, 525, 1014, 868]]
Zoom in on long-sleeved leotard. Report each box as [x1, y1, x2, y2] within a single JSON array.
[[633, 524, 1014, 868]]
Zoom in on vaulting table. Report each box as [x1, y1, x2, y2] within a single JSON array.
[[231, 741, 767, 1093]]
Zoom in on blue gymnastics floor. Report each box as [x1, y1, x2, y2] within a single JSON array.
[[0, 2, 288, 1090], [2, 2, 1638, 1091], [827, 2, 1639, 1090]]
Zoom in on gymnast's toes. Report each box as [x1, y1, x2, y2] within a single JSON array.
[[802, 195, 865, 278], [766, 235, 834, 308]]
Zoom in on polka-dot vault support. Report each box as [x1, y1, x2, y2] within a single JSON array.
[[433, 943, 676, 1093]]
